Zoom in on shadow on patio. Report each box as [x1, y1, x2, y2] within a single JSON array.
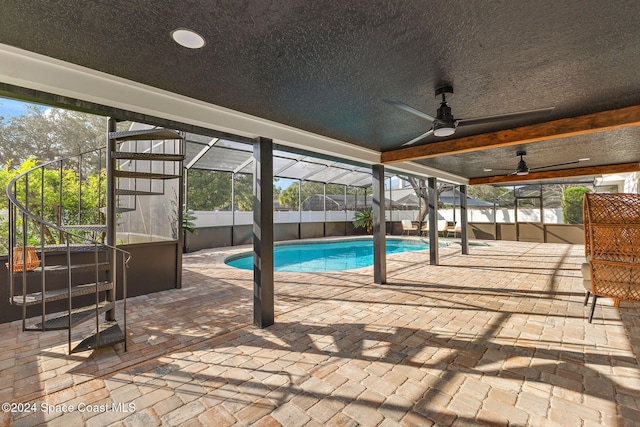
[[2, 240, 639, 426]]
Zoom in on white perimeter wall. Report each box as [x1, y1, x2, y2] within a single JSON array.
[[192, 208, 566, 227]]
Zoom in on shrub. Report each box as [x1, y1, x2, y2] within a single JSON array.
[[562, 187, 590, 224], [353, 209, 373, 234]]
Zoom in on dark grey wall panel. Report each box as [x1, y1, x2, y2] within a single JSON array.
[[325, 222, 346, 236], [233, 225, 253, 246], [517, 223, 545, 243], [0, 250, 110, 324], [185, 226, 232, 252], [388, 222, 406, 236], [274, 223, 299, 242], [498, 224, 517, 241], [346, 222, 367, 236], [300, 222, 324, 239], [117, 241, 178, 299], [545, 224, 584, 244], [469, 223, 497, 240], [0, 241, 179, 324]]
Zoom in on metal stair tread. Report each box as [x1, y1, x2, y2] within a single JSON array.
[[38, 244, 109, 253], [108, 128, 182, 141], [32, 301, 115, 330], [99, 206, 136, 214], [113, 152, 184, 162], [61, 224, 107, 233], [114, 170, 180, 180], [14, 261, 110, 277], [115, 189, 164, 196], [70, 321, 125, 353], [11, 281, 114, 306]]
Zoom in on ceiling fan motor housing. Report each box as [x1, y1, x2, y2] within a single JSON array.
[[433, 104, 455, 136], [433, 85, 456, 136], [516, 151, 529, 175], [435, 85, 454, 98]]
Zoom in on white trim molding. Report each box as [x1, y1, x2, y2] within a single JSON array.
[[0, 44, 466, 184]]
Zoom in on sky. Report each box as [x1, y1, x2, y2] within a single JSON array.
[[0, 97, 31, 120], [0, 97, 302, 189], [0, 97, 382, 191]]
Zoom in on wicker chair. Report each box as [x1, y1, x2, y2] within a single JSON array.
[[582, 193, 640, 322]]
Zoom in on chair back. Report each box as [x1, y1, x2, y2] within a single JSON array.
[[583, 193, 640, 302]]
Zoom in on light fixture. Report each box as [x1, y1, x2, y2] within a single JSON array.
[[433, 121, 456, 137], [579, 157, 590, 162], [483, 168, 493, 172], [171, 29, 205, 49], [515, 150, 529, 175], [433, 90, 456, 137]]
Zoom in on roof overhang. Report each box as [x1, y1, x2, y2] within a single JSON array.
[[0, 43, 466, 185]]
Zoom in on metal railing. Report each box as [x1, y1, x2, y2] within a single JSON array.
[[6, 150, 130, 352]]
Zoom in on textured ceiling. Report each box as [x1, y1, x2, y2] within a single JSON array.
[[1, 0, 639, 180]]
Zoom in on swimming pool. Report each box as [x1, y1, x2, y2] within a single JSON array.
[[225, 238, 431, 272]]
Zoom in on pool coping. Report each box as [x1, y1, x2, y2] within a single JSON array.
[[221, 235, 456, 271]]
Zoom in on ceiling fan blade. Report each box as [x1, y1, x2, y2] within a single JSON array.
[[457, 107, 555, 127], [401, 129, 435, 146], [384, 98, 436, 122], [529, 160, 581, 171]]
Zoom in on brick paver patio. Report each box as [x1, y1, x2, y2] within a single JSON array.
[[1, 239, 639, 426]]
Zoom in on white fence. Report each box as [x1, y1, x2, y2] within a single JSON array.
[[192, 208, 567, 227], [192, 210, 355, 227]]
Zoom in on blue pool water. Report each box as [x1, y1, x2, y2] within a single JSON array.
[[225, 238, 430, 272]]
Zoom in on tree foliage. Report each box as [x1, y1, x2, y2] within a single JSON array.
[[466, 184, 510, 203], [562, 186, 590, 224], [278, 181, 361, 210], [185, 170, 255, 211], [187, 170, 232, 211], [0, 105, 107, 165], [1, 158, 105, 253], [0, 103, 117, 254]]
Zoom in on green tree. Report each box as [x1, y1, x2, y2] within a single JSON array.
[[186, 169, 284, 212], [186, 170, 233, 210], [278, 181, 350, 210], [0, 104, 107, 165], [279, 184, 300, 209], [467, 184, 509, 202], [562, 186, 590, 224], [1, 157, 105, 253], [234, 173, 254, 211]]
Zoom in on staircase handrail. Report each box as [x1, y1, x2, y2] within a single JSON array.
[[6, 150, 131, 352], [5, 150, 131, 266]]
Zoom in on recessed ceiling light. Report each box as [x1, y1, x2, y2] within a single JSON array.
[[171, 29, 205, 49], [483, 168, 493, 172]]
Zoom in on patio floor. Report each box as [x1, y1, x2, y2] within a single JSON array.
[[1, 239, 639, 426]]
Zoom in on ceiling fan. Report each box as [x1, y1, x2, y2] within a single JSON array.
[[486, 150, 590, 176], [385, 84, 554, 147]]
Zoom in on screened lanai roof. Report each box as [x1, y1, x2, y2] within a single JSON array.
[[184, 134, 400, 187]]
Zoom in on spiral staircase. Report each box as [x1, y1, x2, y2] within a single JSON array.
[[5, 122, 184, 354]]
